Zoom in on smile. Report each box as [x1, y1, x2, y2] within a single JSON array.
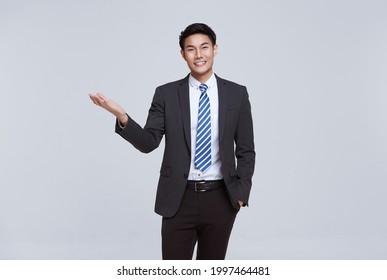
[[194, 61, 206, 67]]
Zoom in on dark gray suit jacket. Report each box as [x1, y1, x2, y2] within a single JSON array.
[[116, 74, 255, 217]]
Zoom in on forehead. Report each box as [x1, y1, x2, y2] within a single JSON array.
[[184, 33, 212, 48]]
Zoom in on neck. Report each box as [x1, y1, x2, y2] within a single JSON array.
[[191, 70, 214, 84]]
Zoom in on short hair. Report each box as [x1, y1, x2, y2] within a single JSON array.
[[179, 23, 217, 50]]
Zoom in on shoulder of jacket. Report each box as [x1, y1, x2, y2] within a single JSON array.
[[216, 75, 246, 89], [156, 75, 189, 90]]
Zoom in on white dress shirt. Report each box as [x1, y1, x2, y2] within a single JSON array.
[[188, 73, 223, 181]]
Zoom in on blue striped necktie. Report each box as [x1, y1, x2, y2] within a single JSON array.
[[194, 84, 212, 172]]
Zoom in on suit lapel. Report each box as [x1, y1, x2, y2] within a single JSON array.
[[217, 75, 228, 143], [178, 75, 191, 152]]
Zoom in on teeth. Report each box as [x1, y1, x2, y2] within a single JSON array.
[[195, 61, 206, 66]]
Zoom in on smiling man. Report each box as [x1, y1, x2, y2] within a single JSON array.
[[89, 23, 255, 260]]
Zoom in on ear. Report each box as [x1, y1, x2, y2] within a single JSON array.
[[180, 49, 187, 61], [213, 44, 218, 56]]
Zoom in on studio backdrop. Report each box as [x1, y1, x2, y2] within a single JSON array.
[[1, 0, 386, 259]]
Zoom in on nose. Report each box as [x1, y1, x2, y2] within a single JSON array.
[[195, 49, 203, 59]]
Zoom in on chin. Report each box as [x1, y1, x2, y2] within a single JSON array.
[[193, 68, 211, 76]]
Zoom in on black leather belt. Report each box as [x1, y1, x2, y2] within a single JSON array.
[[186, 180, 224, 192]]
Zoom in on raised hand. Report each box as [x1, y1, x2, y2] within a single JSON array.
[[89, 92, 128, 126]]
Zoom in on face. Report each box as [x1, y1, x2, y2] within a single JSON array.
[[181, 33, 218, 83]]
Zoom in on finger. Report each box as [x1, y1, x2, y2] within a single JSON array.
[[93, 93, 107, 105], [89, 94, 101, 105], [89, 94, 97, 104], [96, 92, 107, 102]]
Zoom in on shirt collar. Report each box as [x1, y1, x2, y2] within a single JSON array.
[[189, 73, 216, 90]]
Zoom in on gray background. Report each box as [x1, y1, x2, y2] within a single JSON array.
[[1, 0, 386, 259]]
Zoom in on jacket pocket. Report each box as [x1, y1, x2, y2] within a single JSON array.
[[160, 165, 172, 177]]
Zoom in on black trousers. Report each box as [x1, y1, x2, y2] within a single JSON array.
[[161, 185, 239, 260]]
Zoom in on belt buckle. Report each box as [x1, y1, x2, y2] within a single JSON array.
[[194, 181, 207, 192]]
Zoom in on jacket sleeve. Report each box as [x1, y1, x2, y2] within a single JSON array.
[[115, 88, 165, 153], [235, 87, 255, 205]]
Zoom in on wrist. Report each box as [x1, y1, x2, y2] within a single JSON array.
[[118, 113, 128, 126]]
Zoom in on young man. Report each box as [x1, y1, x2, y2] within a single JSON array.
[[89, 23, 255, 260]]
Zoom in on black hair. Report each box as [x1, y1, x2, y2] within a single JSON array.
[[179, 23, 217, 50]]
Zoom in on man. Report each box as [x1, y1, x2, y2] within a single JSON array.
[[89, 23, 255, 260]]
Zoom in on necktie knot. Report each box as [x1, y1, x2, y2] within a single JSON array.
[[199, 84, 208, 94]]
